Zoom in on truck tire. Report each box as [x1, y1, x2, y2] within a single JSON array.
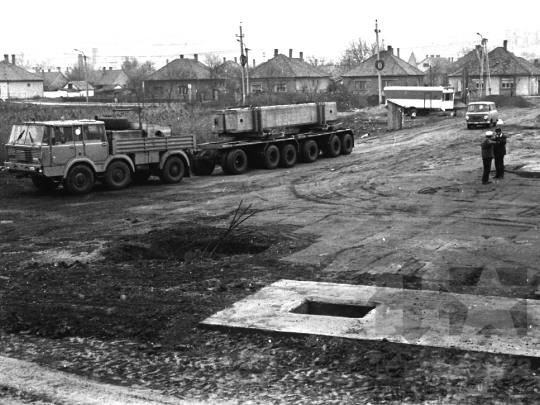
[[340, 133, 354, 155], [192, 157, 215, 176], [325, 135, 341, 158], [104, 160, 131, 190], [226, 148, 248, 175], [159, 156, 185, 184], [220, 151, 232, 175], [64, 164, 94, 195], [260, 145, 280, 170], [300, 140, 318, 163], [279, 144, 297, 168], [132, 171, 152, 183], [31, 176, 59, 191]]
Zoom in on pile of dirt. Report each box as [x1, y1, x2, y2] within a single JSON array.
[[482, 95, 533, 108]]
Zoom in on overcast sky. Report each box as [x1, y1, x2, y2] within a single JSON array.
[[4, 0, 539, 70]]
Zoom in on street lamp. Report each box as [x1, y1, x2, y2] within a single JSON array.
[[74, 49, 89, 103]]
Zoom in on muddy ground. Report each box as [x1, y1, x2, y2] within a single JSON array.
[[1, 101, 540, 404]]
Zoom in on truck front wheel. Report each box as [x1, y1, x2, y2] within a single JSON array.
[[104, 161, 131, 190], [64, 165, 94, 195], [159, 156, 185, 184], [31, 176, 60, 192]]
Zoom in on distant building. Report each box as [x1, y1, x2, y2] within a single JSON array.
[[415, 55, 453, 86], [61, 81, 95, 98], [35, 68, 69, 98], [249, 49, 331, 93], [90, 68, 130, 95], [0, 54, 43, 99], [448, 40, 540, 97], [341, 46, 425, 95], [144, 54, 225, 101]]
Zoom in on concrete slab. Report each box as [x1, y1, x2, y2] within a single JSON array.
[[201, 279, 540, 357]]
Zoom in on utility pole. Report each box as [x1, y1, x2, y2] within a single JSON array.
[[375, 20, 382, 104], [245, 46, 250, 101], [236, 23, 246, 104], [477, 34, 491, 97], [74, 49, 89, 103]]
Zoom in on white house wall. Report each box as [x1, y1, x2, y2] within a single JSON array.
[[0, 81, 43, 99]]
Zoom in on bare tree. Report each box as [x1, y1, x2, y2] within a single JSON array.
[[205, 53, 225, 97], [305, 55, 330, 67], [339, 38, 377, 70], [122, 57, 155, 105]]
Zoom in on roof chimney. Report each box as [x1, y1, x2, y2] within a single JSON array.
[[397, 48, 400, 58], [57, 67, 61, 72], [103, 67, 106, 71], [299, 52, 303, 61], [535, 59, 539, 64], [431, 54, 434, 58], [436, 55, 440, 58], [234, 57, 237, 63], [388, 46, 393, 55], [274, 49, 278, 57], [4, 54, 9, 63], [48, 68, 51, 72], [109, 67, 113, 70], [223, 57, 226, 63], [194, 54, 198, 61], [253, 59, 256, 67], [289, 49, 293, 58], [180, 55, 184, 59], [11, 55, 15, 65], [503, 40, 508, 50], [315, 59, 318, 66]]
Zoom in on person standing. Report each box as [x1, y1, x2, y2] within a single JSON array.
[[481, 131, 497, 184], [493, 128, 507, 179]]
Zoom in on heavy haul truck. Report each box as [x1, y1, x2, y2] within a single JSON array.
[[4, 102, 354, 195], [192, 102, 354, 176]]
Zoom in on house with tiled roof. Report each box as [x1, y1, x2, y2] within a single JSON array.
[[249, 49, 331, 93], [34, 68, 69, 97], [0, 54, 43, 99], [341, 46, 425, 95], [90, 68, 130, 94], [144, 55, 225, 101], [61, 81, 95, 98], [448, 40, 540, 97]]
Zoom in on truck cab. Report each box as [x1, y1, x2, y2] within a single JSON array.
[[5, 119, 108, 180]]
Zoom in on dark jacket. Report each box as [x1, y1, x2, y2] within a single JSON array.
[[481, 137, 497, 159], [493, 134, 507, 156]]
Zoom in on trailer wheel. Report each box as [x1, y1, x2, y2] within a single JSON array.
[[340, 133, 354, 155], [279, 144, 297, 168], [159, 156, 185, 184], [31, 176, 60, 191], [220, 151, 232, 175], [132, 171, 152, 183], [226, 148, 248, 175], [104, 160, 131, 190], [192, 157, 215, 176], [260, 145, 280, 170], [325, 135, 341, 158], [64, 164, 94, 195], [300, 140, 319, 163]]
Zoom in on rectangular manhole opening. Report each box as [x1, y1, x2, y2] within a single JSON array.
[[291, 301, 375, 319]]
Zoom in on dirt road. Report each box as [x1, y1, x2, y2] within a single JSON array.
[[1, 101, 540, 403]]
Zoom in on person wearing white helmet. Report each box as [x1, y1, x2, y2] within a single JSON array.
[[480, 131, 497, 184]]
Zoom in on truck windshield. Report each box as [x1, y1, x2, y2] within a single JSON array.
[[468, 104, 489, 112], [8, 124, 48, 146]]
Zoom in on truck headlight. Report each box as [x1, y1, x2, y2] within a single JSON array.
[[466, 116, 469, 120]]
